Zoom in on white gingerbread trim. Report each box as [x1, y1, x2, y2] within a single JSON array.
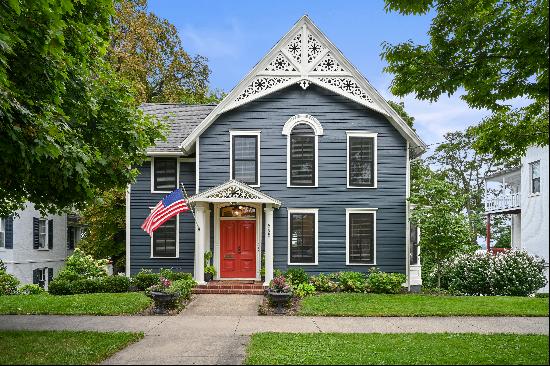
[[189, 180, 281, 207]]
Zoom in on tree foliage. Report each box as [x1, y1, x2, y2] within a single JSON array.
[[387, 100, 415, 128], [0, 0, 164, 216], [383, 0, 549, 159]]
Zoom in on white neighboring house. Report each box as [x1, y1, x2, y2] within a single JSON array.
[[0, 203, 82, 289], [485, 145, 549, 293]]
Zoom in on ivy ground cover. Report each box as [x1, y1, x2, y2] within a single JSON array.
[[0, 330, 142, 365], [0, 292, 151, 315], [298, 293, 549, 317], [245, 333, 549, 365]]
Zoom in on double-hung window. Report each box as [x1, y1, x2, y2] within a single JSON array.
[[288, 209, 318, 265], [151, 215, 178, 258], [230, 131, 260, 186], [38, 219, 47, 249], [346, 209, 376, 265], [347, 132, 377, 188], [289, 124, 316, 186], [152, 157, 178, 192], [530, 160, 541, 194], [0, 217, 5, 249]]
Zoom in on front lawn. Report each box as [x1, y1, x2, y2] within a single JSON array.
[[0, 293, 152, 315], [245, 333, 549, 365], [298, 293, 549, 317], [0, 330, 142, 365]]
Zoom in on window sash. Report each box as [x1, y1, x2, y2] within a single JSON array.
[[349, 136, 375, 187], [38, 219, 47, 248], [348, 212, 374, 264], [154, 158, 178, 191], [289, 212, 316, 264], [232, 135, 258, 185], [290, 135, 315, 186], [152, 216, 177, 257]]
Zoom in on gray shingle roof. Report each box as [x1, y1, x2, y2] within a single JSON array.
[[141, 103, 217, 153]]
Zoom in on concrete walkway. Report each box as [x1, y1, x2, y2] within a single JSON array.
[[0, 294, 548, 365]]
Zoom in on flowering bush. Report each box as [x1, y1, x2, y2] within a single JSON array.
[[18, 284, 46, 295], [365, 268, 406, 294], [336, 271, 367, 293], [55, 248, 109, 281], [294, 283, 316, 298], [0, 271, 20, 296], [439, 250, 547, 296], [147, 277, 172, 295], [268, 275, 292, 293], [166, 278, 197, 300], [284, 268, 309, 286], [310, 273, 338, 292]]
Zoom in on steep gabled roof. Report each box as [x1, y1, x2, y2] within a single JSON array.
[[180, 16, 426, 155], [141, 103, 216, 154]]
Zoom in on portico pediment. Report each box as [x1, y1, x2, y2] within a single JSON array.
[[189, 180, 281, 207]]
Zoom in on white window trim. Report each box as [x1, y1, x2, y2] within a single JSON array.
[[0, 217, 5, 249], [346, 208, 377, 266], [529, 160, 541, 196], [287, 208, 319, 266], [150, 156, 180, 194], [149, 210, 180, 259], [346, 131, 378, 189], [38, 218, 48, 250], [229, 130, 261, 187]]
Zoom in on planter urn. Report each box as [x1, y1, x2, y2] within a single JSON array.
[[204, 273, 213, 282], [150, 291, 178, 314], [268, 291, 293, 314]]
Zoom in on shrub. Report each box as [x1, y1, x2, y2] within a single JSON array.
[[56, 248, 108, 282], [439, 250, 548, 296], [310, 273, 338, 292], [284, 268, 309, 286], [47, 279, 72, 295], [18, 284, 46, 295], [159, 268, 193, 282], [0, 271, 20, 296], [294, 283, 316, 298], [70, 278, 103, 294], [336, 271, 367, 293], [133, 269, 161, 291], [166, 278, 197, 300], [101, 275, 131, 293], [365, 268, 405, 294]]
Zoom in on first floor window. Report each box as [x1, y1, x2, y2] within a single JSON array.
[[530, 160, 540, 194], [347, 210, 375, 264], [410, 223, 419, 265], [288, 209, 317, 264], [153, 157, 178, 192], [152, 216, 177, 257], [0, 217, 5, 248], [231, 133, 259, 185], [38, 219, 47, 249]]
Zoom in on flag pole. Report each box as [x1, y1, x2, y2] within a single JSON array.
[[181, 183, 200, 231]]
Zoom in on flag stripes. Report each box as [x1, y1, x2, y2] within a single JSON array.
[[141, 188, 190, 236]]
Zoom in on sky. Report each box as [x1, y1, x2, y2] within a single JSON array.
[[148, 0, 492, 146]]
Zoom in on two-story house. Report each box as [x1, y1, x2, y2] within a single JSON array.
[[485, 145, 549, 292], [126, 16, 426, 291]]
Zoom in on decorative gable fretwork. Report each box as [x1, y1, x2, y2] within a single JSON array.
[[225, 22, 384, 114], [189, 180, 282, 207]]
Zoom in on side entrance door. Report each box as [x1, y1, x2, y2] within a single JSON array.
[[220, 220, 256, 278]]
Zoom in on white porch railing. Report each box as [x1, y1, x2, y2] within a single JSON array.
[[485, 192, 521, 213]]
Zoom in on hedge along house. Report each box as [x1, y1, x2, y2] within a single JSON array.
[[127, 16, 426, 290]]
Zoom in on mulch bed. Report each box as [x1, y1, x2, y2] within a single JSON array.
[[258, 296, 301, 316]]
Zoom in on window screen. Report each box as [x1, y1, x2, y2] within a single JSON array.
[[289, 212, 316, 263], [232, 135, 258, 185], [348, 212, 374, 264], [349, 136, 375, 187], [153, 216, 177, 257], [154, 158, 177, 191], [290, 124, 315, 186]]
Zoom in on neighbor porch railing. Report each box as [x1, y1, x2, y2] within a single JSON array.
[[485, 192, 521, 213]]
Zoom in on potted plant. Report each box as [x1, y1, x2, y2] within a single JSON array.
[[147, 277, 179, 314], [267, 275, 293, 314], [204, 251, 215, 282]]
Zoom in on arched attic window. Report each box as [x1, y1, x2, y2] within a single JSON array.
[[282, 114, 324, 187]]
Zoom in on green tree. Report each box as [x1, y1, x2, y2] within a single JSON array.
[[387, 100, 415, 128], [409, 160, 474, 288], [0, 0, 164, 216], [382, 0, 549, 160]]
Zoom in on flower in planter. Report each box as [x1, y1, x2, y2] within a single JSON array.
[[269, 275, 292, 293], [147, 277, 172, 295]]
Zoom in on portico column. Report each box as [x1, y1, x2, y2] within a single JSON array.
[[264, 204, 274, 286], [194, 202, 207, 284]]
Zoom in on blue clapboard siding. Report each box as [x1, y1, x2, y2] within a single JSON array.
[[129, 160, 196, 275], [199, 84, 407, 274]]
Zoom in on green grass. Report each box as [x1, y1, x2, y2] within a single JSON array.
[[245, 333, 549, 365], [298, 293, 550, 317], [0, 293, 152, 315], [0, 330, 142, 365]]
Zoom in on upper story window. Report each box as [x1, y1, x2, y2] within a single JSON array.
[[288, 208, 318, 265], [67, 226, 82, 250], [152, 157, 178, 192], [282, 114, 324, 187], [0, 217, 5, 248], [230, 131, 260, 186], [347, 132, 377, 188], [38, 219, 47, 249], [346, 208, 376, 265], [530, 160, 541, 194]]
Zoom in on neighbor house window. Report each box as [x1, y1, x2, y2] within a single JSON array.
[[347, 132, 377, 188], [530, 160, 540, 194], [151, 216, 178, 258], [152, 157, 178, 192], [38, 219, 47, 249], [288, 209, 318, 265], [230, 131, 260, 186], [0, 218, 5, 248], [346, 209, 376, 265], [410, 223, 419, 265], [67, 226, 81, 250]]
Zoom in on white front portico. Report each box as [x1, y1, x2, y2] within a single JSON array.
[[188, 180, 281, 285]]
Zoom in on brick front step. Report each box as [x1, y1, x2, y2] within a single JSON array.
[[193, 288, 265, 295], [193, 281, 267, 295]]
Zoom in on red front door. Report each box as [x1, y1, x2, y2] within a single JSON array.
[[220, 220, 256, 278]]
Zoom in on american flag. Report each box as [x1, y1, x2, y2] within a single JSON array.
[[141, 188, 190, 235]]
